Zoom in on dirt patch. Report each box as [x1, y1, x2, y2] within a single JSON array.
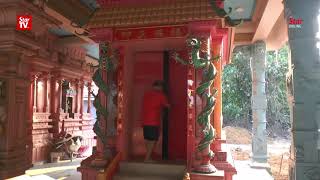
[[224, 126, 252, 144], [230, 147, 250, 160], [268, 153, 290, 180]]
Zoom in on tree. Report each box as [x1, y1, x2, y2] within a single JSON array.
[[222, 45, 290, 135]]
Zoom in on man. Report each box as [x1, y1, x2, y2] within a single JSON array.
[[141, 80, 169, 162]]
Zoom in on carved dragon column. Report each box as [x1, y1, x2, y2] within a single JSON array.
[[187, 23, 218, 174], [284, 0, 320, 179]]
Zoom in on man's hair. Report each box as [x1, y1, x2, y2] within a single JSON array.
[[152, 80, 165, 88]]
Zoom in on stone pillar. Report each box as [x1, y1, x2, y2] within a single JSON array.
[[284, 0, 320, 179], [250, 41, 268, 165], [87, 81, 92, 114]]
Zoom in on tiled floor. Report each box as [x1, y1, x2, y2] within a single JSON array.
[[9, 159, 83, 180], [233, 160, 274, 180]]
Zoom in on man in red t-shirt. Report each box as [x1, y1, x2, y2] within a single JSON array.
[[141, 80, 169, 162]]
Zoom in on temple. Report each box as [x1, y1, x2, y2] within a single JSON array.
[[0, 0, 319, 180]]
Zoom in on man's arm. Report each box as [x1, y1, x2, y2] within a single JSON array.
[[162, 94, 170, 108]]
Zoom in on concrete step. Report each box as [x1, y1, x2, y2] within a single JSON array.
[[115, 162, 186, 180], [113, 174, 179, 180]]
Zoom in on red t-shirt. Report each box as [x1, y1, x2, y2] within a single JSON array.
[[141, 90, 169, 126]]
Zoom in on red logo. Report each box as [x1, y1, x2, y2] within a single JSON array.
[[16, 15, 32, 30], [288, 16, 303, 28]]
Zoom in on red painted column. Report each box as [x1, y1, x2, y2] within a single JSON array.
[[211, 38, 224, 152], [80, 80, 84, 116], [32, 75, 37, 112], [57, 78, 63, 113], [34, 75, 38, 112], [75, 80, 79, 113], [212, 41, 222, 140], [210, 34, 237, 180], [116, 47, 125, 156], [43, 74, 48, 113], [187, 66, 196, 171]]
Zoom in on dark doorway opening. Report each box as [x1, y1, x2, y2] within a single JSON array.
[[162, 51, 170, 160]]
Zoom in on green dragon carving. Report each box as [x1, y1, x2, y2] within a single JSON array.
[[90, 42, 116, 147], [172, 38, 219, 162]]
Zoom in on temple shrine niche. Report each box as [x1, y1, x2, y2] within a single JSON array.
[[77, 0, 238, 179]]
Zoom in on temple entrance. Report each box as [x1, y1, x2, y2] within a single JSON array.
[[129, 50, 188, 162]]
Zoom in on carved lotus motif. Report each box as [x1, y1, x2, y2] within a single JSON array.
[[304, 167, 320, 180]]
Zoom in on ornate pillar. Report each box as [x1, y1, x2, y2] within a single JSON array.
[[34, 75, 38, 112], [32, 75, 37, 112], [87, 81, 92, 114], [75, 80, 79, 113], [250, 41, 268, 165], [116, 47, 124, 138], [43, 73, 48, 113], [57, 78, 63, 113], [284, 0, 320, 179], [80, 80, 84, 116], [188, 23, 217, 173], [187, 66, 196, 171], [194, 37, 216, 173]]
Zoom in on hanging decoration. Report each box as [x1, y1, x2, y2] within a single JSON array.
[[172, 37, 220, 173], [208, 0, 243, 27]]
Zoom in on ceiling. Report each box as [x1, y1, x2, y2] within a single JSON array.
[[224, 0, 256, 21], [46, 0, 257, 60]]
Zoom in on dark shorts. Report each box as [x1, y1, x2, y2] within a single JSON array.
[[143, 126, 159, 141]]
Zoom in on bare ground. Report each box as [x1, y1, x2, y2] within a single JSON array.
[[224, 126, 290, 180]]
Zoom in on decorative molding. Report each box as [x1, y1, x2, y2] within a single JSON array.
[[304, 167, 320, 180], [295, 145, 304, 162], [114, 25, 188, 41], [0, 80, 6, 100]]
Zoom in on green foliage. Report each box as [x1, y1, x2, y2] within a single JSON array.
[[222, 49, 252, 124], [266, 46, 290, 128], [222, 45, 290, 130]]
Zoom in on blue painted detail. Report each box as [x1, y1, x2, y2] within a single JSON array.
[[224, 0, 256, 20], [49, 28, 73, 37], [79, 0, 99, 10], [83, 44, 99, 60]]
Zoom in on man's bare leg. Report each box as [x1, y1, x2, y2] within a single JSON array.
[[144, 140, 156, 162]]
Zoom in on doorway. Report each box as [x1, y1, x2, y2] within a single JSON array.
[[129, 51, 188, 161]]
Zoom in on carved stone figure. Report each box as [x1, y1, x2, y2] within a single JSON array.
[[304, 167, 320, 180]]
